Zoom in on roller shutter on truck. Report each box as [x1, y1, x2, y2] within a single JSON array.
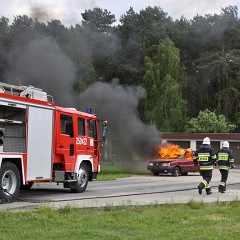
[[26, 106, 54, 180]]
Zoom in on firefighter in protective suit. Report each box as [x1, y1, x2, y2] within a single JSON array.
[[193, 137, 217, 195], [216, 141, 234, 193]]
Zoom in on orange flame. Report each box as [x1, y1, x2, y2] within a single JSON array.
[[184, 148, 193, 160], [158, 144, 192, 160]]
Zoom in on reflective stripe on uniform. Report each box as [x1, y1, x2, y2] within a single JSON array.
[[219, 166, 229, 170], [202, 180, 207, 187], [198, 153, 210, 161], [218, 153, 229, 161], [219, 181, 225, 187], [200, 166, 214, 170], [202, 180, 210, 189]]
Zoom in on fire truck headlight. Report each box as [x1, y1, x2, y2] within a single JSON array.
[[162, 163, 170, 166], [148, 162, 153, 166]]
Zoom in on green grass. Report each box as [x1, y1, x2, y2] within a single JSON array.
[[1, 201, 240, 239], [97, 163, 148, 181]]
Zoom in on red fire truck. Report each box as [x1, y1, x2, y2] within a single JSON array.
[[0, 82, 107, 202]]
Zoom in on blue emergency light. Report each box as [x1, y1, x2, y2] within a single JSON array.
[[87, 107, 92, 114]]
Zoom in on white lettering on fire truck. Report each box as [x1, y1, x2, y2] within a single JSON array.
[[76, 137, 87, 145]]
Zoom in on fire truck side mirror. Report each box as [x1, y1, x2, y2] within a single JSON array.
[[102, 120, 108, 142]]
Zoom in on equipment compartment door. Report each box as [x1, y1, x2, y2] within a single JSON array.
[[26, 106, 54, 180]]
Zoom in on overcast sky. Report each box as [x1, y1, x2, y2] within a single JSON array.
[[1, 0, 239, 26]]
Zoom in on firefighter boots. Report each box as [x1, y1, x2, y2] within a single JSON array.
[[198, 182, 205, 195], [206, 187, 212, 195], [218, 185, 225, 193]]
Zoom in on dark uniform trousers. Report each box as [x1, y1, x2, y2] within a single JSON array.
[[219, 169, 228, 192], [199, 170, 213, 194], [200, 170, 212, 186]]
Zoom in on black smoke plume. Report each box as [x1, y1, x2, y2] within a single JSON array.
[[5, 36, 75, 107], [76, 79, 161, 162]]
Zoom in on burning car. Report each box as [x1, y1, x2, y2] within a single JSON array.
[[147, 144, 200, 176]]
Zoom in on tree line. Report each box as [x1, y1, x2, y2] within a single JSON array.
[[0, 5, 239, 133]]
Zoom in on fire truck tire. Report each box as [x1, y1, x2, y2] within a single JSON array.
[[0, 162, 20, 202], [172, 167, 181, 177], [70, 162, 89, 193]]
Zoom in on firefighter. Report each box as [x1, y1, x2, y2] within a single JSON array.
[[216, 141, 234, 193], [193, 137, 217, 195]]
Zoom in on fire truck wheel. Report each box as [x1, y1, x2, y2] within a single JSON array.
[[70, 162, 89, 193], [172, 167, 181, 177], [0, 162, 20, 202]]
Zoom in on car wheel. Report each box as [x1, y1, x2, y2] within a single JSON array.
[[173, 167, 181, 177], [152, 171, 160, 176], [181, 172, 188, 176]]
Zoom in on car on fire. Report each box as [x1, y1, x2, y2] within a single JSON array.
[[147, 145, 200, 176], [147, 157, 200, 176]]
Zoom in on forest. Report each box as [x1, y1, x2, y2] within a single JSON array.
[[0, 5, 239, 140]]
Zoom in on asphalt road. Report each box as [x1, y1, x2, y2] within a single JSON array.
[[1, 169, 240, 211]]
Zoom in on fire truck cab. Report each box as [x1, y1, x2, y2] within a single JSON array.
[[0, 82, 107, 202]]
